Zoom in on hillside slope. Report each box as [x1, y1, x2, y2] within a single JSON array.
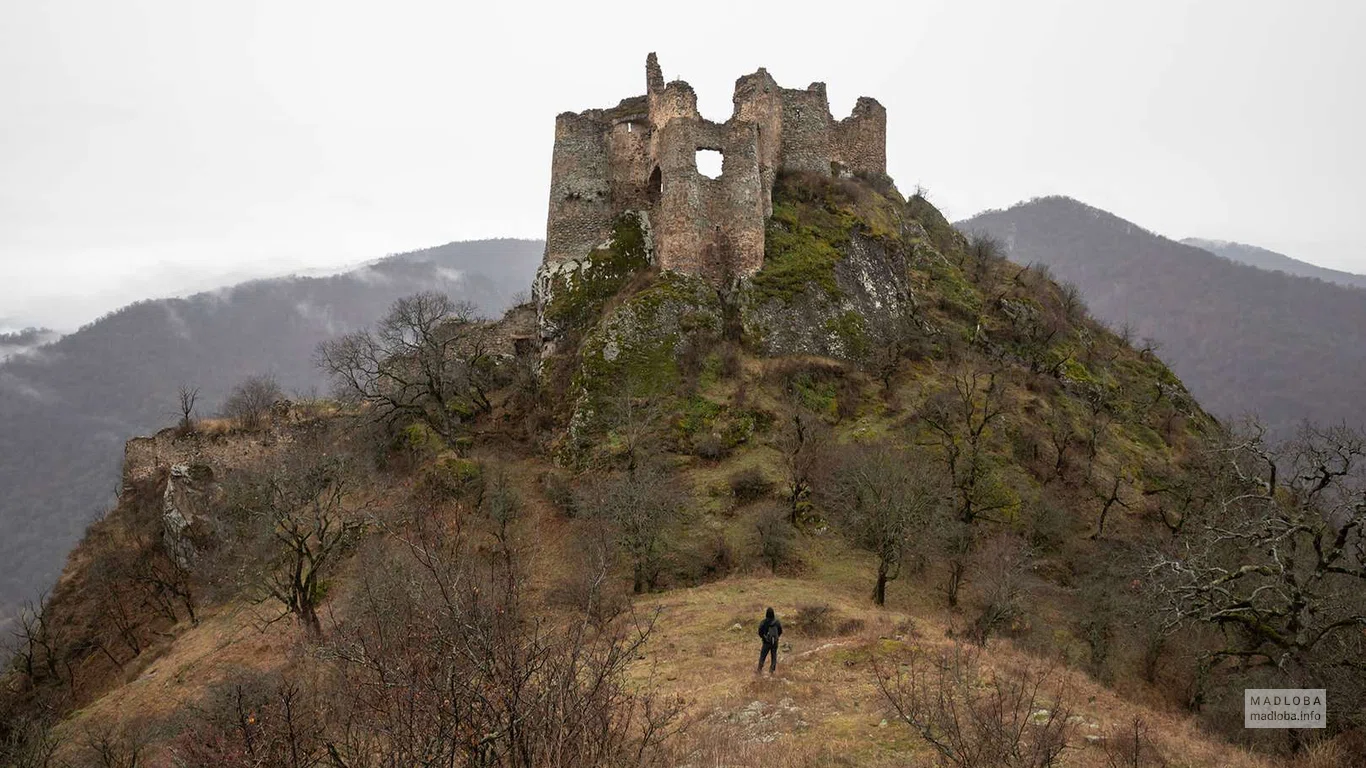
[[0, 238, 541, 625], [5, 177, 1361, 766], [1184, 237, 1366, 291], [958, 197, 1366, 436]]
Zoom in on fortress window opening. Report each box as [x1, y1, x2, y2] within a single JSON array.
[[696, 148, 723, 179]]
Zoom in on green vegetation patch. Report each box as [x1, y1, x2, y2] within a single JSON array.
[[749, 173, 904, 305], [824, 310, 870, 360], [543, 212, 652, 332], [571, 272, 723, 439]]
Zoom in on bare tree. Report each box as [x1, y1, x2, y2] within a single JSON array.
[[823, 442, 946, 606], [1043, 411, 1077, 486], [579, 465, 686, 594], [1090, 472, 1132, 540], [321, 525, 685, 766], [754, 503, 794, 575], [222, 374, 283, 430], [222, 454, 369, 638], [1100, 716, 1168, 768], [874, 643, 1076, 768], [8, 596, 61, 687], [317, 292, 495, 450], [774, 409, 831, 525], [965, 534, 1031, 646], [1148, 423, 1366, 719], [176, 383, 199, 433], [921, 366, 1012, 526]]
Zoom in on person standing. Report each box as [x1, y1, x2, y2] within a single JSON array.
[[757, 607, 783, 674]]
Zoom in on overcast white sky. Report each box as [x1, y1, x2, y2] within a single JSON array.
[[2, 0, 1363, 331]]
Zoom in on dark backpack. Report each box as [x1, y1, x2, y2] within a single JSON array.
[[762, 621, 780, 646]]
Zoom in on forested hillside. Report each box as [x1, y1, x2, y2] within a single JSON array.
[[1185, 238, 1366, 291], [0, 239, 541, 626], [958, 197, 1366, 436]]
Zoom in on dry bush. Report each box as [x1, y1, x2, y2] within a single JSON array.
[[549, 521, 630, 629], [753, 503, 796, 574], [0, 715, 60, 768], [1099, 716, 1168, 768], [539, 469, 578, 518], [322, 530, 685, 767], [171, 669, 328, 768], [76, 721, 154, 768], [728, 466, 774, 504], [220, 374, 283, 431], [692, 432, 728, 461], [875, 643, 1076, 768], [788, 603, 863, 638], [965, 534, 1032, 647], [575, 465, 686, 593]]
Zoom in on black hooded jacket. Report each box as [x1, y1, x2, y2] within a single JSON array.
[[758, 608, 782, 646]]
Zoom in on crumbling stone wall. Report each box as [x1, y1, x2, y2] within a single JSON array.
[[539, 54, 887, 290]]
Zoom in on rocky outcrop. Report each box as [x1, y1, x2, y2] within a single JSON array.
[[564, 272, 723, 457], [161, 463, 216, 569], [738, 227, 916, 360]]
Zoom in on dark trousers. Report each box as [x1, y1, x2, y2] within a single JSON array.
[[758, 641, 777, 672]]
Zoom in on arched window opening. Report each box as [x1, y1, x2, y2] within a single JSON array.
[[647, 166, 662, 204]]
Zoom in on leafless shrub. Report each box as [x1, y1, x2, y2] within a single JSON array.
[[729, 467, 774, 504], [77, 721, 152, 768], [875, 643, 1076, 768], [0, 716, 61, 768], [324, 530, 685, 766], [221, 374, 282, 431], [965, 534, 1032, 647], [551, 520, 630, 629], [1099, 716, 1168, 768], [692, 432, 727, 461], [576, 465, 686, 594], [754, 503, 795, 574], [172, 669, 327, 768]]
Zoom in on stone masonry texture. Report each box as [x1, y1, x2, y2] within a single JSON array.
[[541, 54, 887, 285]]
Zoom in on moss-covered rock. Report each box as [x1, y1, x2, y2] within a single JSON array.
[[564, 272, 723, 457], [738, 174, 918, 361], [535, 211, 653, 353]]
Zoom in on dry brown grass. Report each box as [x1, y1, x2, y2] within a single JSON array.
[[41, 447, 1282, 767]]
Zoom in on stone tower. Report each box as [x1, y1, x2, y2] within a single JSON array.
[[541, 53, 887, 284]]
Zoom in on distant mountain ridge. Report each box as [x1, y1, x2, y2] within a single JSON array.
[[957, 196, 1366, 437], [0, 238, 543, 622], [1182, 238, 1366, 291]]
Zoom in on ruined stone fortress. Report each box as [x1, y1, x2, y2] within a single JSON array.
[[542, 54, 888, 283]]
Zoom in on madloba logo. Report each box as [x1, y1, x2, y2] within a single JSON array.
[[1244, 689, 1326, 729]]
